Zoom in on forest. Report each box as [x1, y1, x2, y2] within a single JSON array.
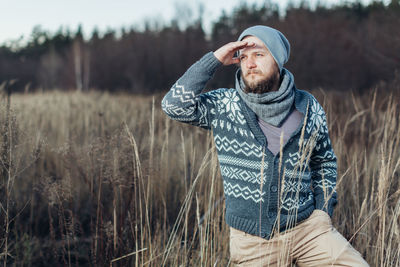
[[0, 0, 399, 94]]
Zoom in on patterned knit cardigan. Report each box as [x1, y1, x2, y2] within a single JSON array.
[[161, 52, 337, 239]]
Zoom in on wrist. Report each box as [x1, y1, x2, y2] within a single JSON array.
[[198, 52, 223, 76]]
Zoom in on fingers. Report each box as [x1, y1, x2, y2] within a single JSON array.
[[227, 41, 255, 52], [227, 41, 255, 65], [214, 40, 256, 65]]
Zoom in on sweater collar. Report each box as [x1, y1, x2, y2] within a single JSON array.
[[236, 87, 311, 149]]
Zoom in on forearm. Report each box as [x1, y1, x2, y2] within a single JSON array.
[[311, 134, 338, 217], [312, 159, 337, 217], [308, 100, 338, 217], [161, 52, 221, 120]]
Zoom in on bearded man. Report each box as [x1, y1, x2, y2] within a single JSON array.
[[162, 25, 369, 266]]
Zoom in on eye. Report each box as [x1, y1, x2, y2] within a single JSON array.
[[256, 53, 264, 57], [239, 55, 247, 61]]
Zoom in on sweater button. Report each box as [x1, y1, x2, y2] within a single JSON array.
[[268, 211, 274, 217], [271, 185, 278, 192]]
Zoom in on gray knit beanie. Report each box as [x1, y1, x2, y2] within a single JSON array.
[[238, 25, 290, 73]]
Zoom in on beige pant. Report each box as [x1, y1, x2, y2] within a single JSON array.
[[229, 209, 369, 266]]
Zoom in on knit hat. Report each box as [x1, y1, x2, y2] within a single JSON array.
[[238, 25, 290, 73]]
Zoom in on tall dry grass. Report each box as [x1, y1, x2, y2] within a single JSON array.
[[0, 87, 398, 266]]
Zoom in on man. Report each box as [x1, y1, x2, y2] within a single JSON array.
[[162, 25, 369, 266]]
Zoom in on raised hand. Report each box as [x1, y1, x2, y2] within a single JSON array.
[[213, 41, 255, 66]]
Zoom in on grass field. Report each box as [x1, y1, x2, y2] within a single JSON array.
[[0, 88, 399, 266]]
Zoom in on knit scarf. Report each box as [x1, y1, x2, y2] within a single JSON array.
[[235, 68, 295, 127]]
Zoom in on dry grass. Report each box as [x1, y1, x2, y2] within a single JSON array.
[[0, 88, 399, 266]]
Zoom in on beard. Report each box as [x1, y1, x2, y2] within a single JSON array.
[[242, 70, 281, 94]]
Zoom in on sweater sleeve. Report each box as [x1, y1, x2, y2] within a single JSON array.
[[161, 52, 222, 130], [309, 102, 338, 218]]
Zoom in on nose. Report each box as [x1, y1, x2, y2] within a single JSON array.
[[246, 57, 257, 69]]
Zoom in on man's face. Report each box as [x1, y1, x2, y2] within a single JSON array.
[[239, 36, 280, 94]]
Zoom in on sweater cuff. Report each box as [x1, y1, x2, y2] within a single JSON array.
[[315, 194, 336, 218], [198, 52, 223, 76]]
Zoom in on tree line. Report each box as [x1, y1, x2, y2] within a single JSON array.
[[0, 0, 399, 93]]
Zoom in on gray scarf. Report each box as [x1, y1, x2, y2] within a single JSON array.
[[236, 68, 295, 127]]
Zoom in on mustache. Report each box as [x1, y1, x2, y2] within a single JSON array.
[[246, 70, 262, 75]]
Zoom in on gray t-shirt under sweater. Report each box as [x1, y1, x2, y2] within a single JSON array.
[[258, 109, 304, 155]]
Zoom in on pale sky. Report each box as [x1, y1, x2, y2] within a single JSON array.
[[0, 0, 376, 45]]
